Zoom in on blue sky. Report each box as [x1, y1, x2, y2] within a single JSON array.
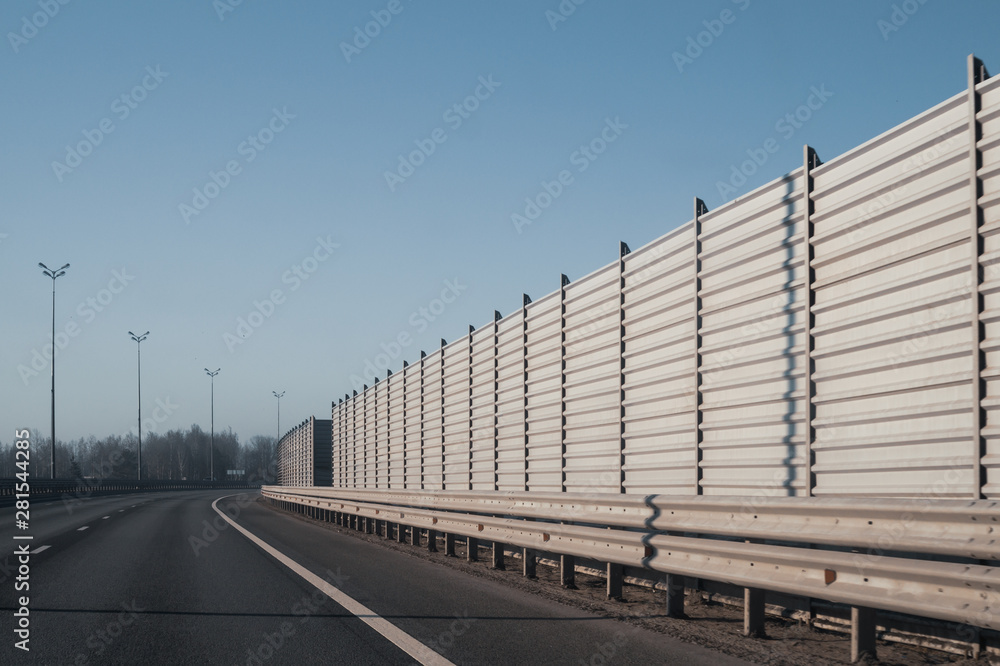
[[2, 0, 998, 445]]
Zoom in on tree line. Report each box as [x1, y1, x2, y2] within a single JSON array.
[[0, 426, 277, 482]]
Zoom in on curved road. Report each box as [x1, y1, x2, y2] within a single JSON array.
[[2, 490, 751, 664]]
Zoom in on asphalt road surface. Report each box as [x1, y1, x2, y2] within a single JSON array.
[[1, 490, 752, 665]]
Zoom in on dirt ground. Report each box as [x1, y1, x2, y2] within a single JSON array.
[[265, 501, 995, 665]]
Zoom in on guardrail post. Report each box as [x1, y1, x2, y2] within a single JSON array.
[[428, 529, 438, 552], [396, 523, 406, 543], [410, 525, 420, 547], [744, 587, 766, 638], [492, 542, 505, 570], [851, 606, 877, 662], [665, 574, 685, 617], [467, 536, 479, 561], [445, 532, 456, 556], [561, 555, 576, 589], [523, 548, 537, 579], [606, 562, 624, 601]]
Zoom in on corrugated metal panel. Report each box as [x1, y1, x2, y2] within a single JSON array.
[[376, 378, 390, 488], [978, 74, 1000, 498], [698, 170, 808, 495], [442, 337, 471, 489], [331, 401, 341, 487], [810, 90, 973, 497], [525, 292, 563, 492], [563, 263, 621, 493], [364, 385, 376, 489], [403, 363, 422, 489], [621, 225, 696, 495], [422, 348, 444, 490], [316, 61, 996, 501], [470, 324, 497, 490], [387, 371, 405, 488], [495, 309, 525, 491]]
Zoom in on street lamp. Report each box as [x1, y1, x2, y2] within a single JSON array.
[[129, 331, 149, 481], [272, 391, 285, 439], [39, 262, 69, 479], [205, 368, 220, 482]]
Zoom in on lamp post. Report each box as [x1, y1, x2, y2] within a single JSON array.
[[39, 262, 69, 479], [272, 391, 285, 439], [129, 331, 149, 480], [205, 368, 220, 482]]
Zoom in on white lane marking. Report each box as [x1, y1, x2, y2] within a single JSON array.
[[77, 526, 89, 531], [31, 545, 51, 554], [103, 516, 110, 520], [212, 496, 454, 666], [118, 509, 125, 513]]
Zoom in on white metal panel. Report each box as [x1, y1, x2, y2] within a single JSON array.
[[495, 310, 525, 491], [699, 171, 808, 495], [525, 292, 563, 492], [810, 90, 973, 497], [622, 224, 697, 494], [422, 348, 444, 490], [403, 363, 422, 489], [376, 378, 390, 488], [442, 337, 471, 489], [469, 325, 496, 490], [563, 263, 621, 493], [387, 371, 405, 488]]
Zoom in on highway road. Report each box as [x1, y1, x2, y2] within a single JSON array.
[[2, 490, 751, 664]]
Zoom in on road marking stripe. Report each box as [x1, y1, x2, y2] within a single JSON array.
[[212, 496, 454, 666], [31, 545, 51, 554], [118, 509, 125, 512], [103, 516, 110, 519], [77, 526, 89, 531]]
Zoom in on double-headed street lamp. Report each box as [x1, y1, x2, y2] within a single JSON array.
[[129, 331, 149, 481], [205, 368, 220, 482], [39, 262, 69, 479], [272, 391, 285, 438]]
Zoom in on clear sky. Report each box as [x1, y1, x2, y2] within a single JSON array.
[[2, 1, 998, 445]]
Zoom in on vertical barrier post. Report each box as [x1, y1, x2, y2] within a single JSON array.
[[402, 362, 409, 490], [420, 351, 426, 490], [467, 537, 479, 561], [522, 294, 531, 491], [560, 274, 570, 493], [441, 338, 446, 489], [493, 310, 501, 492], [445, 532, 456, 557], [468, 324, 475, 491], [802, 146, 821, 496], [618, 242, 630, 493], [694, 198, 707, 495], [969, 54, 989, 499]]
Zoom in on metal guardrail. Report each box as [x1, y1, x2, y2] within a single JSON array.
[[262, 486, 999, 634]]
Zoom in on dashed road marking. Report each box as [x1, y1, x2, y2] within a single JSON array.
[[77, 526, 89, 531], [31, 545, 51, 554]]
